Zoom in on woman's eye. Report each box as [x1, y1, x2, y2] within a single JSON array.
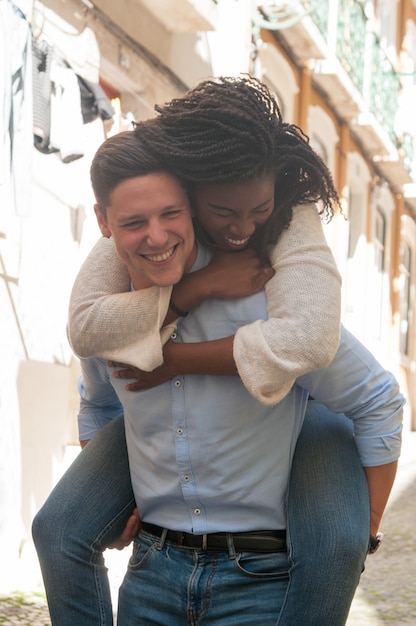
[[255, 204, 274, 214], [213, 210, 234, 218]]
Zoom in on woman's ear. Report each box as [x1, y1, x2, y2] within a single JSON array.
[[94, 204, 112, 238]]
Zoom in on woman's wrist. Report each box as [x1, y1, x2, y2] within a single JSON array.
[[169, 299, 188, 317], [171, 270, 210, 313]]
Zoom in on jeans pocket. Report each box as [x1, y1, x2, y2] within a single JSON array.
[[127, 536, 157, 571], [233, 551, 289, 579]]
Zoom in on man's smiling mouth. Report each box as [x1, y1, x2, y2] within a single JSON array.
[[143, 245, 176, 263]]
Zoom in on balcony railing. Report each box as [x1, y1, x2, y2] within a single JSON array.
[[369, 33, 402, 144], [303, 0, 329, 37], [398, 133, 415, 170], [336, 0, 366, 93], [301, 0, 405, 154]]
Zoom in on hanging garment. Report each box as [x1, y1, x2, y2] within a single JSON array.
[[0, 0, 33, 216], [49, 57, 85, 163], [32, 42, 85, 163], [77, 75, 115, 124], [32, 38, 54, 153]]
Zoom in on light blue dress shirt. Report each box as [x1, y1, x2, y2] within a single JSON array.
[[78, 244, 404, 534]]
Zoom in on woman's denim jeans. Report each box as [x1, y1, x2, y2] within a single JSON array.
[[32, 402, 369, 626]]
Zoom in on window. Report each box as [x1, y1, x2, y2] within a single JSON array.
[[399, 242, 412, 356], [371, 206, 386, 340], [377, 0, 398, 57], [307, 107, 338, 174], [374, 207, 386, 274], [310, 135, 328, 164], [258, 43, 298, 122]]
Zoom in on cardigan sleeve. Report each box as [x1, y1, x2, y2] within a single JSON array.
[[69, 204, 341, 393], [233, 203, 342, 405], [67, 237, 175, 371]]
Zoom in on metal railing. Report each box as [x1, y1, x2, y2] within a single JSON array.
[[300, 0, 410, 161]]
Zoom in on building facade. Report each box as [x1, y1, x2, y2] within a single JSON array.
[[1, 0, 415, 576]]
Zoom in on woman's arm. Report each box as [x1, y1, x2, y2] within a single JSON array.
[[69, 204, 341, 403], [134, 204, 341, 402], [68, 237, 174, 371], [68, 239, 273, 370], [233, 203, 342, 404]]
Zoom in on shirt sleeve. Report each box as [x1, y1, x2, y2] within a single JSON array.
[[77, 357, 124, 441], [233, 203, 342, 405], [297, 325, 404, 467], [67, 237, 175, 371]]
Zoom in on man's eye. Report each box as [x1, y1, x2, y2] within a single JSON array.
[[123, 221, 144, 229]]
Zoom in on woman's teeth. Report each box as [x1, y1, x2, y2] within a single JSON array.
[[226, 236, 249, 246]]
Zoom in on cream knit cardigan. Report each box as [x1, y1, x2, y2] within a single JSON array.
[[68, 203, 341, 405]]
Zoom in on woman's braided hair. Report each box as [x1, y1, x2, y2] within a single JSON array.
[[135, 75, 341, 254]]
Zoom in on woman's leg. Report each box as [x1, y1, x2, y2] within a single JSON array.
[[32, 415, 134, 626], [277, 401, 370, 626]]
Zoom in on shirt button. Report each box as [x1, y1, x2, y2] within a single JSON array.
[[194, 508, 201, 516], [183, 475, 190, 482], [176, 428, 184, 435], [174, 380, 181, 387], [171, 332, 177, 340]]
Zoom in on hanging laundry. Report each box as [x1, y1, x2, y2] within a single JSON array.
[[49, 57, 85, 163], [77, 75, 115, 124], [0, 0, 33, 216], [32, 38, 54, 153], [32, 39, 86, 163]]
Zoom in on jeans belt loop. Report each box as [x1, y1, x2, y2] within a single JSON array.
[[226, 533, 236, 560], [157, 528, 168, 550]]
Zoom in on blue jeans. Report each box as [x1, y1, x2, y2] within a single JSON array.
[[32, 403, 369, 626], [117, 530, 289, 625], [279, 401, 370, 625], [32, 414, 135, 625]]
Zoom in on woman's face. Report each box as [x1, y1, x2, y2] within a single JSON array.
[[192, 176, 275, 251]]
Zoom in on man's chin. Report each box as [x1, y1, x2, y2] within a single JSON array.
[[150, 269, 184, 288]]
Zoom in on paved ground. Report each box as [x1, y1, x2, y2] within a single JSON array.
[[1, 431, 415, 625], [345, 430, 416, 626]]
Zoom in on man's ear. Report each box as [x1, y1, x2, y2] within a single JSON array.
[[94, 204, 112, 238]]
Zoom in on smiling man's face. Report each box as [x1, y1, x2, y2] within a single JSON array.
[[95, 172, 197, 290]]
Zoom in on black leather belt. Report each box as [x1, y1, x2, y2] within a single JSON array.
[[141, 522, 286, 553]]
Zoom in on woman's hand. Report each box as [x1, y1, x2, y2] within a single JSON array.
[[108, 336, 237, 392], [200, 248, 274, 299], [168, 248, 274, 320], [108, 507, 141, 550], [109, 357, 174, 392]]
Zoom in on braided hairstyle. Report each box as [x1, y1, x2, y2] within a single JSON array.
[[135, 75, 341, 254]]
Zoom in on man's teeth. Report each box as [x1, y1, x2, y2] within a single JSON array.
[[145, 247, 174, 262], [226, 236, 249, 246]]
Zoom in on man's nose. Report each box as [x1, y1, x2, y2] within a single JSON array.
[[146, 221, 169, 247]]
